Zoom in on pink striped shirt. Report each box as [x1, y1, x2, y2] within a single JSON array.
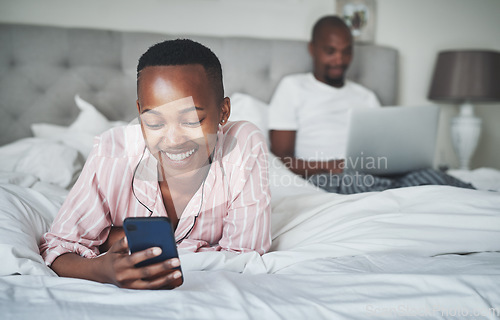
[[40, 121, 271, 265]]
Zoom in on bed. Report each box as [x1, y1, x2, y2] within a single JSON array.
[[1, 23, 500, 320]]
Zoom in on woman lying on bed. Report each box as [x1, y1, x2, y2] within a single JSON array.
[[39, 39, 271, 290]]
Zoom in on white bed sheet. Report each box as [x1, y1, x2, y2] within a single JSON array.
[[1, 179, 499, 319], [1, 252, 499, 320], [1, 125, 500, 319], [448, 167, 500, 192]]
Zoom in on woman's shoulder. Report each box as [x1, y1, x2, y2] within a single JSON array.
[[222, 120, 265, 142], [220, 121, 267, 165]]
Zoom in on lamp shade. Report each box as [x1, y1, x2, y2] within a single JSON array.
[[428, 50, 500, 102]]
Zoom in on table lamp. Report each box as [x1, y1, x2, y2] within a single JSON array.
[[428, 50, 500, 170]]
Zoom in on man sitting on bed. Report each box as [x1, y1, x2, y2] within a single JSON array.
[[269, 15, 379, 179], [268, 15, 472, 193]]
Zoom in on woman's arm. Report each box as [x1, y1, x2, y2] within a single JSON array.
[[51, 236, 183, 290], [41, 133, 182, 289], [99, 226, 125, 253]]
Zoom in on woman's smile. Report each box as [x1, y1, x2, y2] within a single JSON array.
[[163, 147, 197, 162], [159, 146, 202, 171]]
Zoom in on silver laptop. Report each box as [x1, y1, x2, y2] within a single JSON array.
[[344, 105, 440, 176]]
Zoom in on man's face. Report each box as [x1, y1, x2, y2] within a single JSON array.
[[136, 64, 228, 180], [309, 26, 353, 87]]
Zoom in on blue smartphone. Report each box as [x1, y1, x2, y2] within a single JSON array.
[[123, 217, 181, 273]]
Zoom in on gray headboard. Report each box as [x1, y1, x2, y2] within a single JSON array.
[[0, 23, 398, 146]]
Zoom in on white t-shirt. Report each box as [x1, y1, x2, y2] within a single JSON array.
[[268, 73, 381, 160]]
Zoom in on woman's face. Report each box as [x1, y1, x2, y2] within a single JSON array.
[[136, 64, 229, 180]]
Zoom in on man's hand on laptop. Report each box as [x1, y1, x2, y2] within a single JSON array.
[[327, 159, 344, 174]]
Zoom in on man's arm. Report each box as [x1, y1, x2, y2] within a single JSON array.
[[270, 130, 344, 178]]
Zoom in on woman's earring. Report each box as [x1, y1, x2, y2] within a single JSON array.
[[220, 119, 226, 125]]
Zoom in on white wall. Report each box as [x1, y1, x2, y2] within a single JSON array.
[[0, 0, 334, 39], [1, 0, 499, 169]]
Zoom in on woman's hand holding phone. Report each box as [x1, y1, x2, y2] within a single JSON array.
[[100, 236, 183, 290]]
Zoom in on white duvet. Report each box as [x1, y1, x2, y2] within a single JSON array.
[[1, 181, 500, 319], [1, 134, 500, 319]]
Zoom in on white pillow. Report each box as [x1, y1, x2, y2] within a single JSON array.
[[229, 93, 268, 139], [0, 138, 83, 189], [69, 94, 112, 135], [31, 95, 127, 158], [31, 123, 96, 158]]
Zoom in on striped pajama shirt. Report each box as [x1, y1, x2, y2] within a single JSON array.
[[40, 121, 271, 265]]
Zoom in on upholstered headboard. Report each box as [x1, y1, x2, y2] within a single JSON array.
[[0, 23, 398, 146]]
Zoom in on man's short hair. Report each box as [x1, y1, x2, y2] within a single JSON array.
[[311, 15, 351, 43], [137, 39, 224, 102]]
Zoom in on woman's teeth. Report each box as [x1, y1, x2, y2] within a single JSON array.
[[164, 149, 195, 161]]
